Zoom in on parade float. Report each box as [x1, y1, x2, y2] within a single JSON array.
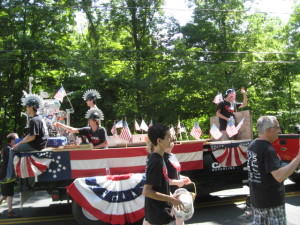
[[13, 78, 300, 225]]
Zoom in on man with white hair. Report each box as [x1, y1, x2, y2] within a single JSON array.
[[247, 116, 300, 225]]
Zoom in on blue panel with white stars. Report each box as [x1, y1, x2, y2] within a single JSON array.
[[34, 151, 72, 181]]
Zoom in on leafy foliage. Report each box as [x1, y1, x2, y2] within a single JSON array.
[[1, 0, 300, 146]]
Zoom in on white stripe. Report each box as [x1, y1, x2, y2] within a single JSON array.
[[73, 177, 145, 215], [31, 155, 52, 167], [21, 156, 29, 178], [71, 155, 147, 170], [230, 148, 236, 167], [236, 146, 247, 165], [175, 151, 203, 163], [211, 148, 226, 160]]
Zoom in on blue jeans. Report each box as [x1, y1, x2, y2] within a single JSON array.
[[6, 143, 37, 179]]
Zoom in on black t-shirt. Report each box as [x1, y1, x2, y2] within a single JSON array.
[[28, 115, 48, 150], [0, 145, 11, 180], [78, 127, 107, 147], [217, 100, 241, 130], [145, 152, 174, 224], [164, 152, 180, 193], [247, 139, 285, 208]]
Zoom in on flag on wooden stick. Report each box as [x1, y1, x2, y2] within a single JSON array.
[[148, 119, 153, 127], [210, 124, 222, 140], [190, 122, 202, 140], [111, 121, 118, 136], [54, 87, 67, 102], [226, 118, 238, 137], [177, 119, 182, 140], [120, 121, 132, 142], [170, 125, 176, 140], [213, 93, 223, 105], [116, 120, 123, 128], [134, 120, 140, 132], [236, 117, 245, 132], [140, 119, 148, 132]]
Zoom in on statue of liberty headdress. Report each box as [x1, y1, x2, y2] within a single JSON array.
[[82, 89, 101, 101]]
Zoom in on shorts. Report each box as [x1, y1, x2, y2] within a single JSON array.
[[1, 181, 15, 197], [252, 204, 286, 225]]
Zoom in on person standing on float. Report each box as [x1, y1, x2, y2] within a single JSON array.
[[216, 87, 247, 140]]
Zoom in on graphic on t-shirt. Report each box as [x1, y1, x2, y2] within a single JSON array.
[[169, 154, 181, 172], [163, 165, 169, 182], [247, 151, 261, 183], [88, 134, 101, 145], [225, 105, 234, 113]]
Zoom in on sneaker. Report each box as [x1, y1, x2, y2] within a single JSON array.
[[7, 211, 22, 218]]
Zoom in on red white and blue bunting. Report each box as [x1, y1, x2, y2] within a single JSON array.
[[67, 173, 145, 225], [211, 141, 251, 167]]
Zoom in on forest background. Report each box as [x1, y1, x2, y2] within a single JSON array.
[[1, 0, 300, 146]]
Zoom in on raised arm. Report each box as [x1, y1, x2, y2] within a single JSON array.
[[54, 122, 79, 134], [271, 150, 300, 183], [239, 87, 247, 108]]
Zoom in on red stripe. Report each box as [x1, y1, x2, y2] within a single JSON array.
[[26, 157, 35, 177], [107, 174, 132, 181], [225, 148, 232, 167], [234, 147, 242, 166], [67, 183, 145, 224], [15, 157, 22, 177], [180, 160, 203, 171], [71, 166, 146, 179], [239, 146, 248, 158], [70, 147, 148, 160], [216, 148, 229, 163], [29, 157, 48, 173], [172, 143, 203, 154]]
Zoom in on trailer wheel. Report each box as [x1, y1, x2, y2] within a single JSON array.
[[289, 167, 300, 184], [72, 201, 107, 225]]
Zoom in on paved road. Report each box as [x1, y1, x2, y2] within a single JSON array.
[[0, 180, 299, 225]]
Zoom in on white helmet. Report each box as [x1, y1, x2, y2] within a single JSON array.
[[173, 188, 194, 221]]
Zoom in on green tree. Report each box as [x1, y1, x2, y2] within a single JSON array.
[[0, 0, 77, 144]]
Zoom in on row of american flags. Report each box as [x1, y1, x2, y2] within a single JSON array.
[[111, 117, 245, 142], [110, 120, 203, 142], [210, 117, 245, 140]]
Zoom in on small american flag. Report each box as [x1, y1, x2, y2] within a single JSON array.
[[210, 124, 222, 140], [54, 87, 66, 102], [177, 120, 181, 131], [170, 125, 176, 140], [120, 121, 132, 142], [134, 120, 140, 131], [116, 120, 123, 128], [148, 119, 153, 127], [111, 121, 118, 136], [226, 118, 238, 137], [236, 117, 245, 132], [213, 93, 223, 105], [177, 120, 183, 139], [140, 119, 148, 132], [190, 122, 202, 140], [180, 126, 187, 133]]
